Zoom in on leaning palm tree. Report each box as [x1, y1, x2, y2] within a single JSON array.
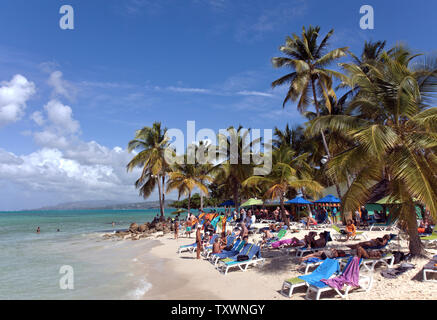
[[243, 145, 323, 225], [166, 158, 213, 214], [271, 25, 348, 198], [127, 122, 170, 218], [306, 46, 437, 256]]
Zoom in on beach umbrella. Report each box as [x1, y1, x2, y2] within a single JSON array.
[[314, 194, 341, 204], [285, 196, 312, 221], [285, 196, 313, 204], [218, 199, 235, 207], [240, 198, 263, 207]]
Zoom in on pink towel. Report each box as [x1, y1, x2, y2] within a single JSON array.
[[271, 238, 293, 248], [321, 257, 360, 290]]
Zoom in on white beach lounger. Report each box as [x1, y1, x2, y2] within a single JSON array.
[[423, 255, 437, 282]]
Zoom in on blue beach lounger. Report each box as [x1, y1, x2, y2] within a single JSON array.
[[209, 239, 245, 265], [305, 257, 372, 300], [217, 244, 264, 275], [281, 258, 340, 298]]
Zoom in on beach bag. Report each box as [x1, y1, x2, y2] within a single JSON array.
[[237, 255, 249, 261], [392, 251, 405, 264]]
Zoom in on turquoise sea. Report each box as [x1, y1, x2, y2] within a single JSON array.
[[0, 209, 196, 300]]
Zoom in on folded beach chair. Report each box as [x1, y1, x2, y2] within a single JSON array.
[[305, 257, 372, 300], [281, 258, 340, 298], [217, 244, 264, 275], [422, 255, 437, 282], [331, 225, 368, 241], [209, 239, 246, 265]]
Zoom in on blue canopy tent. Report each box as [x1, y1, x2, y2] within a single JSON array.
[[285, 196, 313, 220], [285, 196, 313, 205], [314, 194, 341, 204]]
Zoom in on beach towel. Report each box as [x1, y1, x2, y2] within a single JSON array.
[[270, 238, 293, 249], [298, 258, 340, 286], [321, 257, 360, 290]]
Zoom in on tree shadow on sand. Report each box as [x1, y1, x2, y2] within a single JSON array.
[[258, 250, 301, 274]]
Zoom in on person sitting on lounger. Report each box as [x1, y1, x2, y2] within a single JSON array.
[[219, 232, 228, 250], [347, 234, 391, 249], [299, 248, 347, 262], [212, 237, 222, 254], [345, 219, 357, 241], [260, 229, 274, 245], [269, 222, 284, 232], [356, 245, 384, 259], [305, 231, 330, 249], [305, 215, 318, 230]]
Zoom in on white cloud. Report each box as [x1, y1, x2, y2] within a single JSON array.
[[30, 111, 45, 126], [48, 71, 76, 101], [44, 99, 80, 134], [0, 147, 140, 202], [0, 74, 36, 127], [237, 90, 274, 97]]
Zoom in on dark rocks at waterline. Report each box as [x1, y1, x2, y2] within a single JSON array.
[[107, 220, 174, 240]]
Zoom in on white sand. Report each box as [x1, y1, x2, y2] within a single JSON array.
[[140, 225, 437, 300]]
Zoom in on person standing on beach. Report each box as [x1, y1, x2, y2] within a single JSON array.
[[196, 225, 202, 259], [174, 220, 179, 239]]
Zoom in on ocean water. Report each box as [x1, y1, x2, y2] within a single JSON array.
[[0, 209, 184, 300]]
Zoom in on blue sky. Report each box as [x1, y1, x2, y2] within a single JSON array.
[[0, 0, 436, 210]]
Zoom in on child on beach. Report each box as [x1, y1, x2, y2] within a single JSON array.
[[345, 219, 357, 241]]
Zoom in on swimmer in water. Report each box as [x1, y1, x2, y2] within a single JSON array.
[[36, 227, 40, 233]]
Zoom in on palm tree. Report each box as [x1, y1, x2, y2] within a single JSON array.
[[127, 122, 170, 218], [306, 46, 437, 256], [271, 25, 348, 198], [242, 145, 323, 225], [166, 156, 213, 213], [213, 126, 261, 212]]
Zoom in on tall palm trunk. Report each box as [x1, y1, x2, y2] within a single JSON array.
[[200, 193, 204, 211], [161, 175, 166, 217], [406, 208, 425, 256], [188, 191, 191, 214], [233, 182, 239, 214], [156, 175, 164, 218], [311, 77, 342, 199]]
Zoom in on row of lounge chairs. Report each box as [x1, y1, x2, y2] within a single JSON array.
[[177, 233, 265, 275]]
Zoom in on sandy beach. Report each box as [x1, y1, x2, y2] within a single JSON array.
[[141, 225, 437, 300]]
